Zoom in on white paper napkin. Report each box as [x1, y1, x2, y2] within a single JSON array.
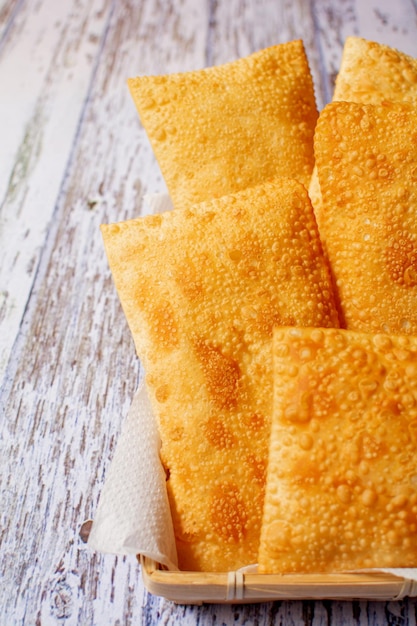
[[87, 381, 178, 570]]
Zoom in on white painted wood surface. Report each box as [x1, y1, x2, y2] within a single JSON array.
[[1, 0, 417, 623]]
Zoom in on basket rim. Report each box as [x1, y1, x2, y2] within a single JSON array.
[[139, 555, 417, 604]]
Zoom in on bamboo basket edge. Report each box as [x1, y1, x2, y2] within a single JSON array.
[[139, 556, 417, 604]]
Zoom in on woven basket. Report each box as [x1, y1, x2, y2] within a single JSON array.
[[140, 556, 417, 604]]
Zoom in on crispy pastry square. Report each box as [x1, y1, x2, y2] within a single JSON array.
[[128, 41, 318, 208], [309, 38, 417, 225], [333, 37, 417, 104], [314, 100, 417, 334], [101, 179, 339, 571], [259, 326, 417, 574]]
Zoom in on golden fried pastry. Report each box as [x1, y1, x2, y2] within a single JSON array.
[[309, 37, 417, 225], [333, 37, 417, 104], [128, 41, 318, 209], [101, 179, 339, 571], [314, 100, 417, 334], [259, 326, 417, 574]]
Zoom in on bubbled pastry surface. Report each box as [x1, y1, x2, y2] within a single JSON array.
[[101, 178, 339, 572], [128, 40, 318, 209], [259, 327, 417, 574]]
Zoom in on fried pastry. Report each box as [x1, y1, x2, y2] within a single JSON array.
[[314, 100, 417, 334], [259, 326, 417, 574], [128, 41, 318, 209], [101, 178, 339, 571], [309, 37, 417, 225], [333, 37, 417, 105]]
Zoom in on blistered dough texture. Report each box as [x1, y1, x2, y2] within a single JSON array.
[[259, 327, 417, 574], [314, 100, 417, 334], [309, 37, 417, 228], [128, 41, 318, 208], [333, 37, 417, 104], [101, 179, 339, 572]]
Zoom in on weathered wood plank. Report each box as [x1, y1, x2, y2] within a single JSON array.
[[0, 0, 21, 42], [0, 0, 113, 385]]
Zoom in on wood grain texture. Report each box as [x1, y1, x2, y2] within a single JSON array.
[[0, 0, 114, 385], [1, 0, 417, 624]]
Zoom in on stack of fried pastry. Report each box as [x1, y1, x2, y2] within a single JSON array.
[[101, 38, 417, 573]]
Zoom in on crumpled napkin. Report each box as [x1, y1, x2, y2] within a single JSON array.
[[88, 192, 417, 589], [87, 381, 178, 570]]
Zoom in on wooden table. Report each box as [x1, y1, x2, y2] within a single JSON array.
[[2, 0, 417, 623]]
